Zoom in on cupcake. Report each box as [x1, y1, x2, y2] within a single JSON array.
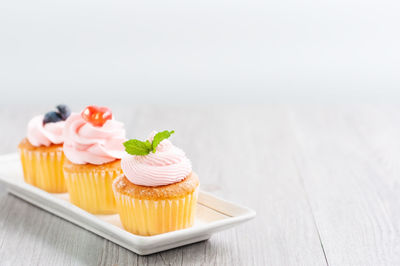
[[62, 105, 126, 214], [18, 105, 71, 193], [113, 130, 199, 236]]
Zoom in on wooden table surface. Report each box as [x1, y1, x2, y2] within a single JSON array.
[[1, 105, 399, 266]]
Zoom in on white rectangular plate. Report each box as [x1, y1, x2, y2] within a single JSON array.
[[0, 153, 255, 255]]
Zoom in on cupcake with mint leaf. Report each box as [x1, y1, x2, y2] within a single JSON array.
[[18, 105, 71, 193], [112, 130, 199, 236]]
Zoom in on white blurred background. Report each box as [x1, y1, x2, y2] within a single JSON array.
[[0, 0, 399, 104]]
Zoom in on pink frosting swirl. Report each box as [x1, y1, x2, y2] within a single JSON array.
[[63, 113, 126, 165], [121, 132, 192, 186], [27, 115, 65, 147]]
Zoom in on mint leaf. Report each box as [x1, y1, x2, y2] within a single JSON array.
[[152, 130, 175, 153], [123, 139, 152, 155], [124, 130, 175, 156]]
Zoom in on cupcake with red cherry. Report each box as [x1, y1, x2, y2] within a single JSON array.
[[62, 105, 126, 214], [18, 105, 71, 193]]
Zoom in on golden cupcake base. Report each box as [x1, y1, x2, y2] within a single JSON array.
[[18, 138, 67, 193], [113, 173, 199, 236], [63, 159, 122, 214]]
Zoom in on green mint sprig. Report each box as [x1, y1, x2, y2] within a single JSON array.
[[123, 130, 175, 156]]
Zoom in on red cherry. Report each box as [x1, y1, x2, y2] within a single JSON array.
[[81, 106, 113, 127]]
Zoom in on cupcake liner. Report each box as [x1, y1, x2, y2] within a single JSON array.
[[64, 168, 122, 214], [113, 187, 199, 236], [19, 147, 67, 193]]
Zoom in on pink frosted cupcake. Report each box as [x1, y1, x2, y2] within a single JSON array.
[[113, 130, 199, 236], [62, 105, 126, 214], [18, 105, 71, 193]]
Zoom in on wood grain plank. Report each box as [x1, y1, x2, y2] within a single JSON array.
[[0, 194, 106, 266], [290, 105, 400, 266]]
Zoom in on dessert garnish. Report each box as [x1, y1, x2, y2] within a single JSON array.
[[81, 105, 113, 127], [56, 104, 71, 120], [123, 130, 174, 155], [43, 104, 71, 125]]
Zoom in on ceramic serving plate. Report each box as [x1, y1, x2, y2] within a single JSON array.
[[0, 153, 255, 255]]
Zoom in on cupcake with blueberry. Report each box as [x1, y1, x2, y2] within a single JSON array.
[[112, 130, 199, 236], [62, 105, 126, 214], [18, 105, 71, 193]]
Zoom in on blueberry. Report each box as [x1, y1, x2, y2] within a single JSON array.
[[56, 104, 71, 120], [43, 111, 63, 125]]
